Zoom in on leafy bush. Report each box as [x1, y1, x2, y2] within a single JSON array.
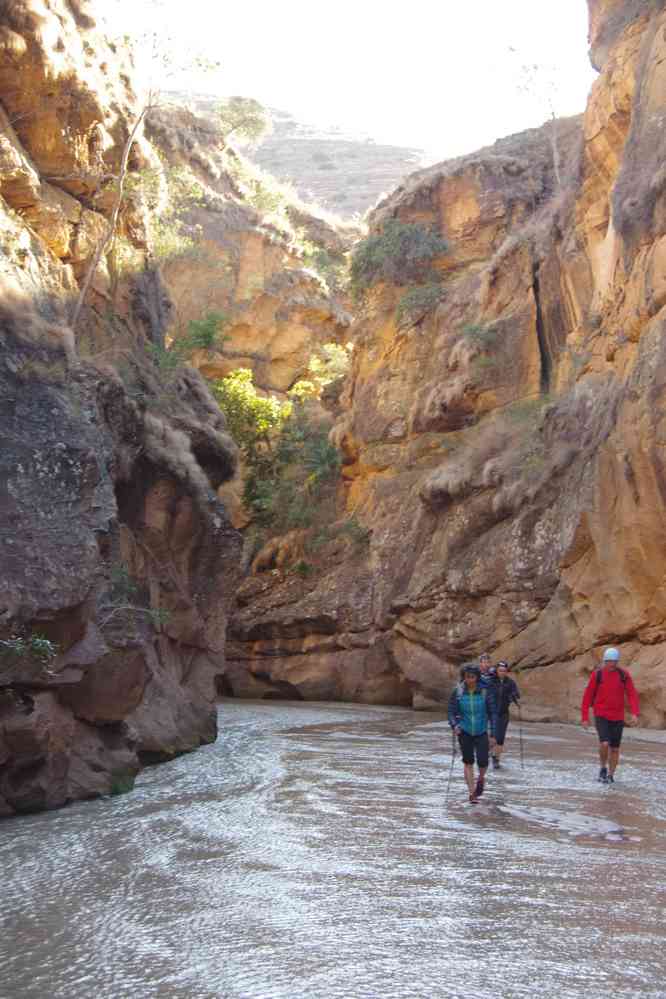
[[289, 342, 352, 401], [0, 633, 59, 665], [183, 312, 230, 352], [297, 236, 347, 291], [350, 220, 449, 297], [213, 368, 290, 466], [214, 368, 341, 538], [396, 283, 446, 328], [149, 312, 229, 379]]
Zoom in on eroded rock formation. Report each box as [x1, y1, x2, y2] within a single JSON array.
[[0, 292, 242, 816], [227, 0, 666, 727], [146, 105, 353, 397], [0, 0, 360, 816]]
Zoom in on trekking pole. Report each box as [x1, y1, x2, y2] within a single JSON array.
[[517, 701, 525, 770], [445, 730, 457, 800]]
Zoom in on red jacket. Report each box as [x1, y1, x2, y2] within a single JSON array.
[[581, 666, 640, 722]]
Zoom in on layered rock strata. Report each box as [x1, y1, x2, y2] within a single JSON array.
[[228, 0, 666, 727]]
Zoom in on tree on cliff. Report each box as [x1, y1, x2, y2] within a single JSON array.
[[218, 96, 272, 147]]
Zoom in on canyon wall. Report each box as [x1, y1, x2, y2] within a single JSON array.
[[3, 0, 666, 821], [0, 0, 348, 815], [227, 0, 666, 728]]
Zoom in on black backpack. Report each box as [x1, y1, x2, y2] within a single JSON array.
[[591, 668, 627, 704]]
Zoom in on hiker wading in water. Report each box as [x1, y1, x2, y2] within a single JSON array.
[[479, 652, 494, 683], [448, 664, 496, 804], [490, 661, 520, 769], [581, 647, 640, 784]]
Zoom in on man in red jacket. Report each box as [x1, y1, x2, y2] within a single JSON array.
[[581, 647, 640, 784]]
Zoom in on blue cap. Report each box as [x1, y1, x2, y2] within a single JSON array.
[[603, 647, 620, 662]]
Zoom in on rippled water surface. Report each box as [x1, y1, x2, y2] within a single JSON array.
[[2, 702, 665, 999]]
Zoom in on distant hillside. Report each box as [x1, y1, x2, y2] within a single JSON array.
[[252, 108, 427, 218], [164, 94, 426, 218]]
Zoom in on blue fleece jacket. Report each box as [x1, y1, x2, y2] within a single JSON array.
[[448, 683, 496, 737]]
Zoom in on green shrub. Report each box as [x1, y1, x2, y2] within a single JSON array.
[[289, 342, 352, 400], [293, 560, 314, 578], [350, 220, 449, 297], [214, 369, 342, 538], [183, 312, 229, 352], [302, 434, 341, 488], [148, 312, 230, 381], [213, 368, 290, 467], [396, 283, 446, 328], [109, 772, 136, 797], [0, 633, 59, 665], [462, 323, 500, 349], [109, 564, 139, 601], [340, 515, 371, 547], [297, 238, 347, 291]]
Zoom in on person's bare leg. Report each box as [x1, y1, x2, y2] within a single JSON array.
[[608, 747, 620, 776], [598, 741, 609, 768], [495, 744, 504, 760], [464, 763, 476, 797]]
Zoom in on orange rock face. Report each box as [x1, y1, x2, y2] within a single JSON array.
[[229, 2, 666, 726], [147, 106, 353, 397]]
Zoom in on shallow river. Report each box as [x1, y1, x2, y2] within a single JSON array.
[[1, 701, 665, 999]]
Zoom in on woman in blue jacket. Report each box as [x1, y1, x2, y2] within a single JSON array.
[[448, 664, 496, 803]]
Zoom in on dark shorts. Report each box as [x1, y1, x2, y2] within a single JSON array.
[[495, 713, 510, 746], [458, 731, 489, 768], [595, 716, 625, 748]]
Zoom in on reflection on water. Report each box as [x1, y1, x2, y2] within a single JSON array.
[[1, 702, 665, 999]]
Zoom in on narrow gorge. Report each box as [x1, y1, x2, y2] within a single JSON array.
[[1, 0, 666, 819]]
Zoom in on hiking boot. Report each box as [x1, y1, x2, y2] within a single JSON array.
[[598, 767, 608, 783], [475, 777, 485, 798], [492, 756, 500, 770], [606, 773, 615, 784], [469, 793, 479, 804]]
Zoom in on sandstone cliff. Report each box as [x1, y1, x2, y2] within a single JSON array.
[[227, 0, 666, 728], [0, 0, 351, 815]]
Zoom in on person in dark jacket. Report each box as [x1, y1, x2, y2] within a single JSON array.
[[581, 647, 640, 783], [448, 664, 496, 803], [479, 652, 496, 683], [490, 661, 520, 769]]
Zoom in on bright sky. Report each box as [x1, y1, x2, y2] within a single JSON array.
[[103, 0, 596, 160]]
